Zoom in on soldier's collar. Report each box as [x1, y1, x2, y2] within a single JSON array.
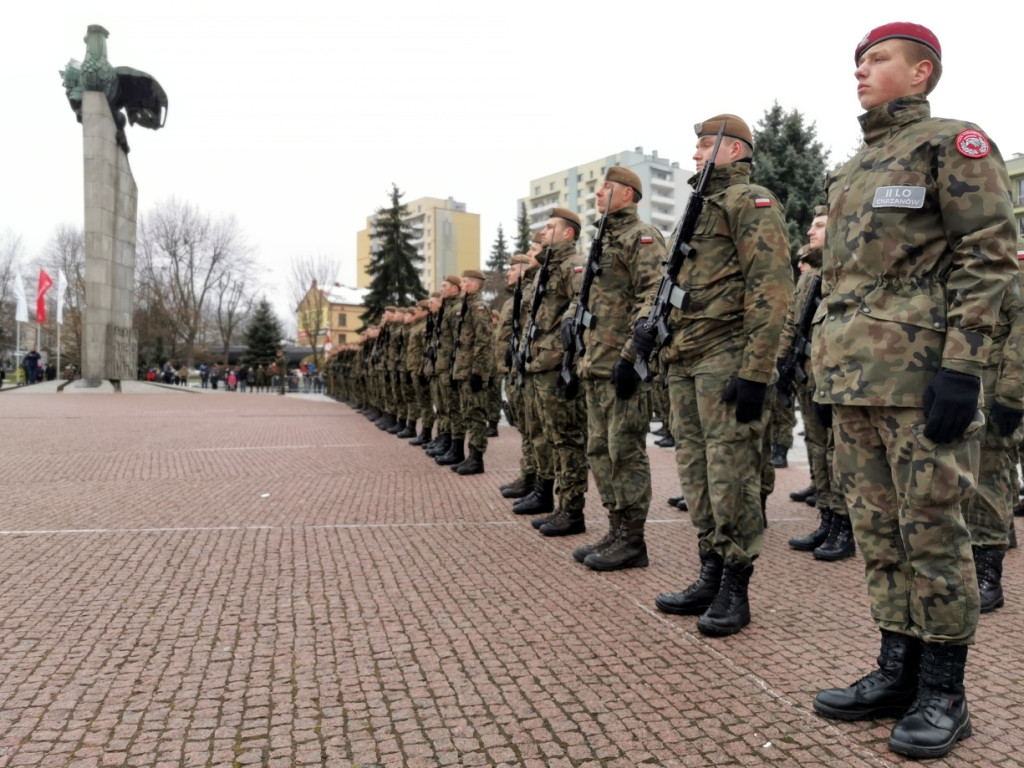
[[859, 94, 930, 146]]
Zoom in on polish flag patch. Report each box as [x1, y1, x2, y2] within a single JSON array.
[[574, 265, 584, 272], [640, 236, 654, 244], [755, 198, 772, 208]]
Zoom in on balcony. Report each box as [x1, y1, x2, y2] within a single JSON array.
[[529, 200, 556, 218], [650, 175, 676, 192], [650, 209, 676, 227], [649, 193, 675, 207]]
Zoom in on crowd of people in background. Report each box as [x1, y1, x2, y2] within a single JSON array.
[[140, 360, 325, 393]]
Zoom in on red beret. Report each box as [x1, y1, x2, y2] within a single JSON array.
[[856, 22, 941, 64]]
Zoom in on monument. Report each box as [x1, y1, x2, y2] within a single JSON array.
[[60, 25, 168, 386]]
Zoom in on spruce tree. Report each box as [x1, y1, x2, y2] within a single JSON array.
[[361, 183, 427, 328], [750, 102, 830, 262], [516, 201, 532, 254], [486, 223, 510, 273], [243, 298, 284, 367]]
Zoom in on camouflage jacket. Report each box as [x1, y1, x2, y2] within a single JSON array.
[[437, 295, 460, 378], [776, 248, 823, 386], [811, 96, 1017, 407], [526, 240, 584, 374], [570, 205, 666, 379], [991, 269, 1024, 409], [496, 286, 515, 374], [452, 290, 495, 380], [658, 162, 792, 381], [404, 317, 428, 374]]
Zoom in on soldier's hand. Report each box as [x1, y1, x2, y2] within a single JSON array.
[[560, 375, 579, 400], [612, 357, 640, 400], [632, 318, 657, 359], [923, 368, 980, 443], [722, 377, 767, 423], [990, 401, 1024, 436], [470, 373, 484, 393], [812, 402, 833, 428], [418, 374, 429, 387], [560, 317, 575, 348]]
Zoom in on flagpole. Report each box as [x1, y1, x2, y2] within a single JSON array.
[[57, 321, 62, 380]]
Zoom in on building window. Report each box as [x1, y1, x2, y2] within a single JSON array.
[[339, 334, 346, 343], [534, 186, 540, 195], [549, 182, 555, 191], [1019, 216, 1024, 236], [338, 313, 347, 326]]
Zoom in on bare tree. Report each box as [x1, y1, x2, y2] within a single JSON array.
[[0, 230, 25, 362], [138, 198, 251, 366], [213, 267, 256, 365], [289, 252, 343, 370], [40, 224, 85, 369]]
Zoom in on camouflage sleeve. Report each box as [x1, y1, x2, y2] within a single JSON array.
[[621, 228, 667, 363], [995, 271, 1024, 408], [730, 188, 793, 382], [776, 270, 812, 363], [469, 304, 494, 378], [406, 324, 425, 372], [937, 131, 1018, 374], [495, 297, 513, 369]]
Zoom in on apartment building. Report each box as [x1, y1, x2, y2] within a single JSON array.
[[1007, 153, 1024, 249]]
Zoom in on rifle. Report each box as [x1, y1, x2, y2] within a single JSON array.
[[507, 267, 523, 380], [633, 121, 727, 381], [449, 293, 469, 382], [518, 242, 555, 386], [425, 301, 444, 375], [560, 189, 614, 390], [775, 273, 822, 407]]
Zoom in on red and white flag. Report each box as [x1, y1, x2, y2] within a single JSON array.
[[37, 269, 53, 323], [323, 332, 333, 353]]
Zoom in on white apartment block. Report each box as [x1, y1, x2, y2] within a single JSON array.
[[518, 147, 694, 251]]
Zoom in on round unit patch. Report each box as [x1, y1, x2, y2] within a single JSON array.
[[955, 129, 990, 159]]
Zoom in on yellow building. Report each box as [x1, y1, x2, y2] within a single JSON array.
[[295, 281, 369, 355], [356, 196, 481, 292]]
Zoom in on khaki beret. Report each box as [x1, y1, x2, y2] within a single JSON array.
[[552, 207, 581, 229], [695, 114, 754, 149], [532, 231, 545, 244], [605, 166, 643, 201], [430, 291, 441, 298], [462, 269, 486, 281], [384, 305, 398, 312], [509, 254, 529, 265], [813, 204, 828, 217], [417, 299, 431, 309], [444, 274, 462, 287]]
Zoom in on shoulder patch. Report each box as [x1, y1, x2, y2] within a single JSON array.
[[475, 305, 485, 311], [754, 198, 772, 208], [640, 235, 654, 244], [956, 129, 990, 159], [574, 265, 584, 273]]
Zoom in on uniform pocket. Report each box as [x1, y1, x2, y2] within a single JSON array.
[[907, 414, 982, 508]]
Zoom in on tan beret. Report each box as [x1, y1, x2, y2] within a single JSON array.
[[417, 299, 431, 309], [813, 204, 828, 217], [462, 269, 486, 281], [384, 305, 398, 312], [695, 114, 754, 149], [552, 207, 581, 229], [531, 230, 544, 244], [444, 274, 461, 287], [430, 291, 441, 298], [605, 166, 643, 201], [509, 254, 528, 265]]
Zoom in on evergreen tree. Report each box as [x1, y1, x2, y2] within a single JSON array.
[[361, 183, 427, 328], [243, 297, 284, 367], [486, 223, 510, 273], [516, 201, 532, 254], [750, 102, 830, 262]]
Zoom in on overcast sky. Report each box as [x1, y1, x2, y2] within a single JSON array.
[[3, 0, 1020, 323]]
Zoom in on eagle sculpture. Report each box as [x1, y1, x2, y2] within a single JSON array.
[[60, 25, 168, 154]]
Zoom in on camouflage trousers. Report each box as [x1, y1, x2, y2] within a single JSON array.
[[584, 377, 652, 522], [459, 380, 488, 453], [398, 372, 415, 421], [522, 375, 552, 478], [963, 368, 1019, 549], [448, 378, 465, 439], [769, 387, 797, 450], [667, 354, 766, 568], [832, 405, 981, 644], [652, 375, 670, 424], [408, 373, 433, 428], [797, 380, 844, 512], [429, 376, 448, 434], [506, 378, 537, 477], [533, 371, 588, 512], [760, 384, 776, 500], [486, 377, 501, 424]]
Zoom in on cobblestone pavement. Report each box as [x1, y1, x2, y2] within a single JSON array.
[[0, 388, 1020, 767]]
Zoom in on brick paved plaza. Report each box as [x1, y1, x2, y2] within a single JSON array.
[[0, 384, 1020, 767]]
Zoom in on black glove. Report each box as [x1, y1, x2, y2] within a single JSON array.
[[449, 375, 458, 390], [813, 402, 833, 429], [612, 357, 640, 400], [418, 374, 428, 387], [405, 372, 412, 385], [632, 318, 657, 360], [721, 377, 767, 423], [560, 375, 579, 400], [470, 373, 484, 393], [383, 372, 390, 383], [923, 368, 981, 443], [504, 348, 513, 369], [560, 317, 575, 348], [990, 401, 1024, 437]]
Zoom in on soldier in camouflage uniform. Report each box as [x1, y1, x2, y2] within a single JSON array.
[[449, 269, 495, 475], [400, 301, 433, 442], [431, 277, 464, 463], [566, 167, 666, 571], [418, 292, 444, 449], [809, 24, 1018, 759], [521, 208, 588, 536], [486, 309, 502, 436], [641, 115, 793, 637]]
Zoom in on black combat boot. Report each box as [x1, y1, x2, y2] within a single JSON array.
[[655, 549, 724, 616], [387, 418, 406, 435], [771, 443, 788, 468], [501, 473, 536, 499], [696, 563, 753, 636], [365, 407, 381, 420], [409, 425, 432, 446], [396, 419, 417, 438], [584, 518, 648, 571], [761, 492, 769, 528], [435, 437, 465, 466], [456, 446, 484, 475], [789, 508, 833, 551], [531, 510, 557, 529], [425, 432, 451, 457], [539, 508, 585, 537], [813, 513, 856, 561], [813, 630, 921, 720], [374, 412, 392, 429], [572, 513, 622, 563], [655, 433, 675, 448], [486, 420, 498, 437], [512, 478, 554, 516], [974, 546, 1005, 613], [667, 495, 685, 508], [888, 644, 971, 759], [789, 484, 816, 502]]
